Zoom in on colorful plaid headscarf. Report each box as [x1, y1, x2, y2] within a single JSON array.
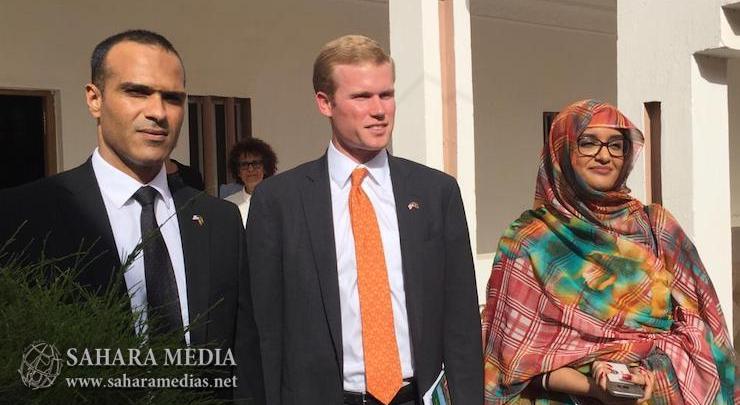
[[482, 100, 735, 404]]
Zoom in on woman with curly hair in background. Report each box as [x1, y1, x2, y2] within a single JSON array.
[[225, 137, 278, 227]]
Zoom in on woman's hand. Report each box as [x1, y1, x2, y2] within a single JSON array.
[[591, 361, 655, 404]]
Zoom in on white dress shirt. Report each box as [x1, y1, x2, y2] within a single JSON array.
[[327, 141, 414, 392], [224, 187, 251, 228], [91, 148, 190, 344]]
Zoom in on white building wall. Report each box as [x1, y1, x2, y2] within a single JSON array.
[[618, 0, 734, 331], [0, 0, 389, 172], [470, 0, 617, 259]]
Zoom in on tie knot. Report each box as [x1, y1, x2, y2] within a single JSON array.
[[133, 186, 159, 207], [351, 167, 368, 188]]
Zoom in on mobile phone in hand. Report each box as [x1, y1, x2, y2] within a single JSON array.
[[605, 362, 645, 399]]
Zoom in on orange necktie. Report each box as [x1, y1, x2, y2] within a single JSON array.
[[349, 167, 402, 405]]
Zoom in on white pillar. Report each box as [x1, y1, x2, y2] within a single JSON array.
[[389, 0, 482, 301], [389, 0, 444, 169], [449, 0, 482, 302], [691, 55, 733, 330]]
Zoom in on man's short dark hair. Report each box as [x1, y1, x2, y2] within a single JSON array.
[[229, 138, 278, 183], [91, 29, 183, 90]]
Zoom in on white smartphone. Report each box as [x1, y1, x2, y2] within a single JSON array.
[[604, 362, 645, 399]]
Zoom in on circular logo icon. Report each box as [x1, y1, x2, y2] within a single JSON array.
[[18, 341, 63, 389]]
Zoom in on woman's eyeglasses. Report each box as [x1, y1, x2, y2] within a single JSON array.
[[238, 160, 264, 170], [576, 137, 625, 158]]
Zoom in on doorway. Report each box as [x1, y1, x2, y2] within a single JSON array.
[[0, 90, 56, 189]]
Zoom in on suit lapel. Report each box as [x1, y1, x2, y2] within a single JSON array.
[[61, 160, 123, 285], [300, 155, 343, 367], [170, 182, 210, 346], [388, 156, 425, 362]]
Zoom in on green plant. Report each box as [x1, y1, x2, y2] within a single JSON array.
[[0, 234, 224, 405]]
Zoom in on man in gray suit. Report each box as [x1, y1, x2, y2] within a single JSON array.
[[243, 35, 483, 405]]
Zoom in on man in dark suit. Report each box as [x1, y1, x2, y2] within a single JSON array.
[[0, 30, 263, 403], [245, 35, 483, 405]]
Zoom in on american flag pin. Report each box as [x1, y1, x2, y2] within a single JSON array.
[[192, 215, 204, 226], [407, 201, 420, 211]]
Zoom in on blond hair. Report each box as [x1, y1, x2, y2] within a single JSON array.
[[312, 34, 394, 97]]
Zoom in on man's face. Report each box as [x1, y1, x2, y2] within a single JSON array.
[[316, 62, 395, 163], [86, 41, 186, 182]]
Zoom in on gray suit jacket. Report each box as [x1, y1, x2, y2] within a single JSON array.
[[243, 152, 483, 405]]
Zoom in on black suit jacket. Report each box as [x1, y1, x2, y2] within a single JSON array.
[[244, 153, 483, 405], [0, 159, 264, 403]]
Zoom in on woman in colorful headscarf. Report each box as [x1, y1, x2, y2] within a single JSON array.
[[481, 99, 735, 404]]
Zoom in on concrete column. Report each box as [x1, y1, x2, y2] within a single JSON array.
[[389, 0, 482, 300], [449, 0, 482, 301], [691, 55, 733, 328], [389, 0, 444, 169]]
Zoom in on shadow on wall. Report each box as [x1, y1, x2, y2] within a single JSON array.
[[695, 54, 727, 85], [724, 6, 740, 36]]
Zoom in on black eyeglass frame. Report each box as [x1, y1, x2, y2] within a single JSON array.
[[575, 136, 628, 158], [238, 159, 264, 170]]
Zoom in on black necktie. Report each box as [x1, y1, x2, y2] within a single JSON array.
[[132, 186, 184, 341]]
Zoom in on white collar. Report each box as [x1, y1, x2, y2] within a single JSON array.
[[327, 140, 389, 189], [91, 148, 172, 209]]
